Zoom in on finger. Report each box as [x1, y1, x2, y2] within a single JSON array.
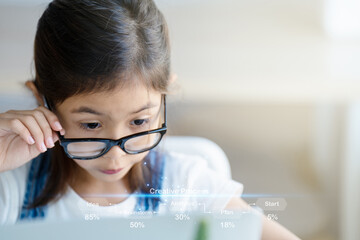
[[17, 115, 47, 153], [52, 131, 59, 144], [35, 106, 66, 136], [7, 118, 37, 146], [29, 109, 55, 148], [5, 108, 65, 136]]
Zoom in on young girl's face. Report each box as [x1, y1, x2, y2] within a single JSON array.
[[55, 82, 162, 184]]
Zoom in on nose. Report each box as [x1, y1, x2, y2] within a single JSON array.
[[102, 126, 130, 158], [103, 144, 127, 161]]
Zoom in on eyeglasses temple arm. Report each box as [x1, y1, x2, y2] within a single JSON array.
[[163, 95, 167, 127], [42, 96, 63, 139]]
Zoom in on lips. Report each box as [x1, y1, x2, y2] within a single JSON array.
[[101, 168, 123, 175]]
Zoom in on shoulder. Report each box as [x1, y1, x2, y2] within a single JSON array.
[[0, 160, 32, 224], [0, 159, 32, 192], [161, 150, 242, 191], [161, 150, 219, 184], [162, 150, 208, 174], [159, 150, 244, 212], [0, 151, 51, 224]]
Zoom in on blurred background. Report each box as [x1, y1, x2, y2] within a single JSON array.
[[1, 0, 360, 239]]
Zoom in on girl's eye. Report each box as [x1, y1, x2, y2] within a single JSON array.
[[131, 119, 149, 126], [80, 122, 101, 130]]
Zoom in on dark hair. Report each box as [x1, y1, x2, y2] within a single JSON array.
[[30, 0, 170, 208]]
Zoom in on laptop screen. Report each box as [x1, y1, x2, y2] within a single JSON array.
[[0, 209, 262, 240]]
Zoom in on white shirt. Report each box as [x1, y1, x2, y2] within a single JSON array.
[[0, 151, 243, 224]]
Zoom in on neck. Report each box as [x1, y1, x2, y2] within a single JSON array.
[[70, 166, 131, 206]]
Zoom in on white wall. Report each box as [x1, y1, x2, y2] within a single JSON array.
[[0, 0, 50, 6], [2, 0, 360, 103]]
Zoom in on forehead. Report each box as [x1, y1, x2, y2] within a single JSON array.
[[56, 83, 161, 116]]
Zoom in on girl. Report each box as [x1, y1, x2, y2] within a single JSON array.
[[0, 0, 299, 239]]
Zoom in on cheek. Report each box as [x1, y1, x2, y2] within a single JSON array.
[[73, 152, 149, 170], [130, 152, 148, 165], [155, 115, 161, 127], [73, 159, 95, 170]]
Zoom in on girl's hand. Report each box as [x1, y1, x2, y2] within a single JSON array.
[[0, 106, 65, 172]]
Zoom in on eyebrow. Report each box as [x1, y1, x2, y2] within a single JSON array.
[[132, 103, 158, 114], [70, 103, 158, 115], [71, 107, 104, 116]]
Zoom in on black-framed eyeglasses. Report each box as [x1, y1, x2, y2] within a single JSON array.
[[44, 95, 167, 160]]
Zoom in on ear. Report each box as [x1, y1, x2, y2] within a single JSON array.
[[25, 80, 45, 107], [164, 73, 180, 95], [169, 73, 178, 85]]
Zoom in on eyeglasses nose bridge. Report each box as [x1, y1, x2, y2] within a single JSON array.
[[104, 139, 127, 155], [113, 138, 126, 151]]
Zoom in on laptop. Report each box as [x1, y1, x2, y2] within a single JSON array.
[[0, 209, 262, 240]]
